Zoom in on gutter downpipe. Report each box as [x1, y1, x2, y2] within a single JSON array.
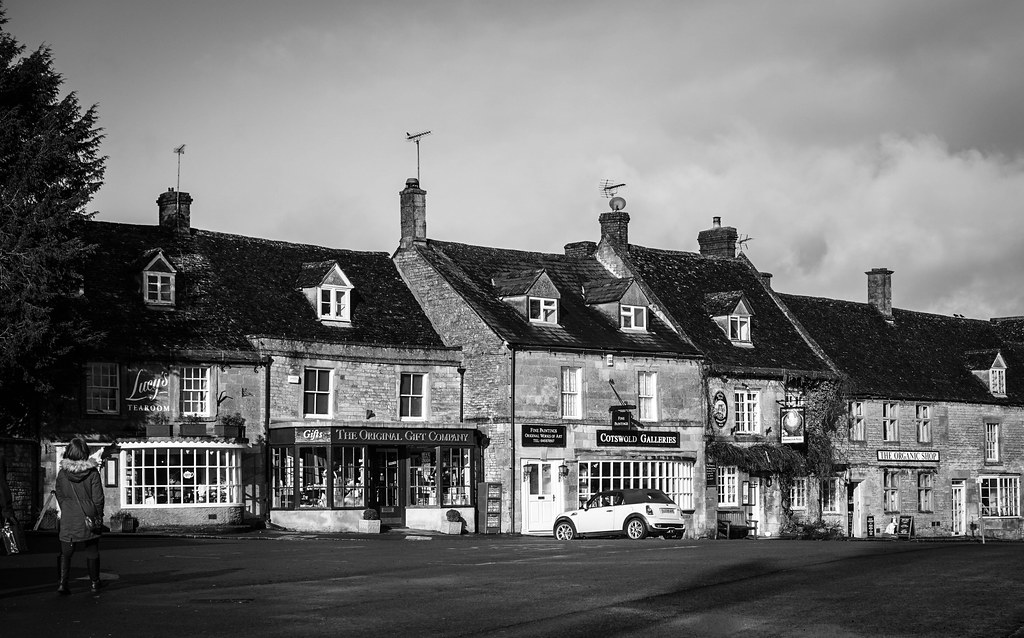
[[509, 344, 516, 535], [263, 355, 273, 525]]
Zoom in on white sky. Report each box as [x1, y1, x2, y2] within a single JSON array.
[[7, 0, 1024, 318]]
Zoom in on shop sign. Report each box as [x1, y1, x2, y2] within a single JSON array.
[[296, 428, 331, 442], [711, 391, 728, 427], [334, 427, 476, 446], [125, 365, 170, 413], [596, 430, 680, 448], [877, 450, 940, 463], [706, 459, 718, 486], [521, 424, 566, 447], [780, 406, 805, 444]]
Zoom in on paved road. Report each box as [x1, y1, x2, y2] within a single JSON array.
[[2, 533, 1023, 637]]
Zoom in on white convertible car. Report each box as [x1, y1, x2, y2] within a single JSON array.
[[552, 488, 687, 540]]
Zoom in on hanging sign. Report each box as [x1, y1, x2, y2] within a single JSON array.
[[780, 406, 806, 444], [711, 391, 728, 427]]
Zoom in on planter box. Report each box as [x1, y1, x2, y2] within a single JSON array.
[[178, 423, 207, 437], [109, 517, 136, 533], [441, 521, 462, 535], [212, 425, 242, 439], [358, 519, 381, 534], [145, 424, 173, 438]]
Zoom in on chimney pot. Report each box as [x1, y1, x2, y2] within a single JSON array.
[[713, 216, 721, 229]]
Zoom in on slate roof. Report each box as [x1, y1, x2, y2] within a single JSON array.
[[623, 246, 832, 376], [412, 240, 702, 356], [780, 293, 1024, 404], [81, 221, 449, 358]]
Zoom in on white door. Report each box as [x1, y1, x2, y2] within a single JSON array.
[[951, 480, 966, 536], [522, 460, 560, 534]]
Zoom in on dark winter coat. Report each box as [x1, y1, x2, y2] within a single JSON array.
[[0, 454, 14, 521], [55, 458, 105, 543]]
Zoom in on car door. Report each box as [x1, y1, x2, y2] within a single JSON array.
[[576, 492, 619, 534]]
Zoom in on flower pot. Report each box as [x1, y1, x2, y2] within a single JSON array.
[[178, 423, 207, 437], [358, 519, 381, 534], [110, 517, 136, 533], [145, 424, 173, 438], [212, 424, 242, 439]]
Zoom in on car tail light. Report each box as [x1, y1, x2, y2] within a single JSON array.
[[646, 505, 654, 515]]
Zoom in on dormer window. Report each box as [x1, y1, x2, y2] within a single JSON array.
[[620, 305, 647, 331], [991, 365, 1006, 396], [298, 261, 354, 325], [142, 252, 176, 307], [529, 297, 558, 324], [319, 286, 350, 322], [729, 314, 750, 342], [706, 291, 753, 347]]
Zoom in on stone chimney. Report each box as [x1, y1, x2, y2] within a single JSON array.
[[599, 211, 630, 249], [866, 268, 893, 318], [564, 241, 597, 258], [157, 188, 192, 234], [697, 216, 738, 258], [759, 271, 773, 289], [400, 178, 426, 248]]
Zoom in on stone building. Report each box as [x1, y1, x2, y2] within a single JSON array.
[[43, 188, 468, 532], [782, 273, 1024, 539]]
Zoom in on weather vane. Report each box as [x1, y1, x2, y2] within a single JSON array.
[[406, 131, 432, 182]]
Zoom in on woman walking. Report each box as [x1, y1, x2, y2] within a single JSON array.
[[54, 438, 105, 595]]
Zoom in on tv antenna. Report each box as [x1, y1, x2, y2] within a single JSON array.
[[599, 179, 626, 198], [737, 234, 754, 253], [173, 144, 186, 213], [406, 130, 432, 182]]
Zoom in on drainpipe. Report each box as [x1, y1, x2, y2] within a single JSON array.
[[263, 355, 272, 525], [457, 367, 466, 423], [509, 345, 516, 534]]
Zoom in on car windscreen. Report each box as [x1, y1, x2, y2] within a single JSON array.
[[623, 490, 674, 505]]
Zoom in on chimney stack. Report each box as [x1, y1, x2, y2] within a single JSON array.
[[599, 211, 630, 249], [400, 178, 427, 248], [564, 241, 597, 258], [697, 216, 738, 258], [866, 268, 893, 318], [158, 188, 192, 234]]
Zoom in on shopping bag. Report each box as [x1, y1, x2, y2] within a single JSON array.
[[2, 520, 28, 555]]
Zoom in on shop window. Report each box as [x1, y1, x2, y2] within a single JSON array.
[[882, 403, 899, 442], [733, 390, 760, 434], [883, 469, 900, 512], [122, 444, 241, 507], [578, 460, 693, 510], [409, 448, 437, 506], [985, 422, 1000, 463], [272, 447, 295, 509], [561, 367, 581, 419], [303, 368, 332, 417], [789, 477, 807, 510], [917, 472, 934, 512], [180, 366, 211, 417], [85, 362, 120, 414], [980, 475, 1020, 517], [298, 447, 328, 508], [916, 405, 931, 443], [717, 465, 739, 507], [849, 401, 865, 441], [332, 446, 365, 507], [442, 448, 472, 506], [400, 372, 426, 420], [638, 371, 657, 422]]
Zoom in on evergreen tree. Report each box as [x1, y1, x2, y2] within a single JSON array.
[[0, 5, 105, 437]]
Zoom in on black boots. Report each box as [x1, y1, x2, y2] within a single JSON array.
[[88, 558, 102, 593], [57, 552, 71, 595]]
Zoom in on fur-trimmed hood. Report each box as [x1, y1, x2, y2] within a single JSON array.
[[60, 457, 99, 482]]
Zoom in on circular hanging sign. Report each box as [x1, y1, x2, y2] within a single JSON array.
[[712, 391, 728, 427], [782, 407, 805, 435]]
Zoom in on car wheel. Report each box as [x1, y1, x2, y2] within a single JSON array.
[[624, 517, 649, 540], [553, 520, 577, 541]]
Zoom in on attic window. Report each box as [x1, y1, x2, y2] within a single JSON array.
[[529, 297, 558, 324], [319, 286, 350, 322], [729, 314, 750, 343], [990, 366, 1006, 396], [620, 305, 647, 331], [142, 252, 176, 307]]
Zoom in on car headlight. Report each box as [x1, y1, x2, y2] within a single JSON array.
[[646, 505, 654, 515]]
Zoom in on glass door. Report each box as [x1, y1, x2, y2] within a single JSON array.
[[951, 479, 966, 536], [370, 448, 403, 526]]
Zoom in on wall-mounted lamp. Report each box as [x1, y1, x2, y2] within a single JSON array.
[[522, 466, 534, 482], [765, 427, 773, 436], [558, 464, 570, 481], [365, 409, 375, 420]]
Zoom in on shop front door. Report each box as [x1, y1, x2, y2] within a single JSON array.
[[371, 448, 403, 526], [521, 460, 560, 534], [951, 480, 966, 536]]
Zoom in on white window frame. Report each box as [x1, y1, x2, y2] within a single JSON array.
[[883, 469, 900, 512], [620, 305, 647, 331], [990, 367, 1006, 396], [821, 477, 842, 514], [918, 472, 934, 512], [144, 272, 175, 306], [119, 442, 243, 508], [916, 405, 931, 443], [180, 366, 211, 417], [637, 371, 657, 422], [849, 401, 865, 441], [303, 368, 333, 418], [985, 422, 1000, 463], [561, 367, 582, 419], [789, 477, 807, 510], [980, 475, 1020, 518], [577, 460, 693, 510], [882, 402, 899, 442], [717, 465, 739, 507], [733, 389, 760, 434], [86, 362, 120, 414], [528, 297, 558, 324], [318, 286, 351, 322], [728, 314, 751, 343], [399, 372, 427, 420]]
